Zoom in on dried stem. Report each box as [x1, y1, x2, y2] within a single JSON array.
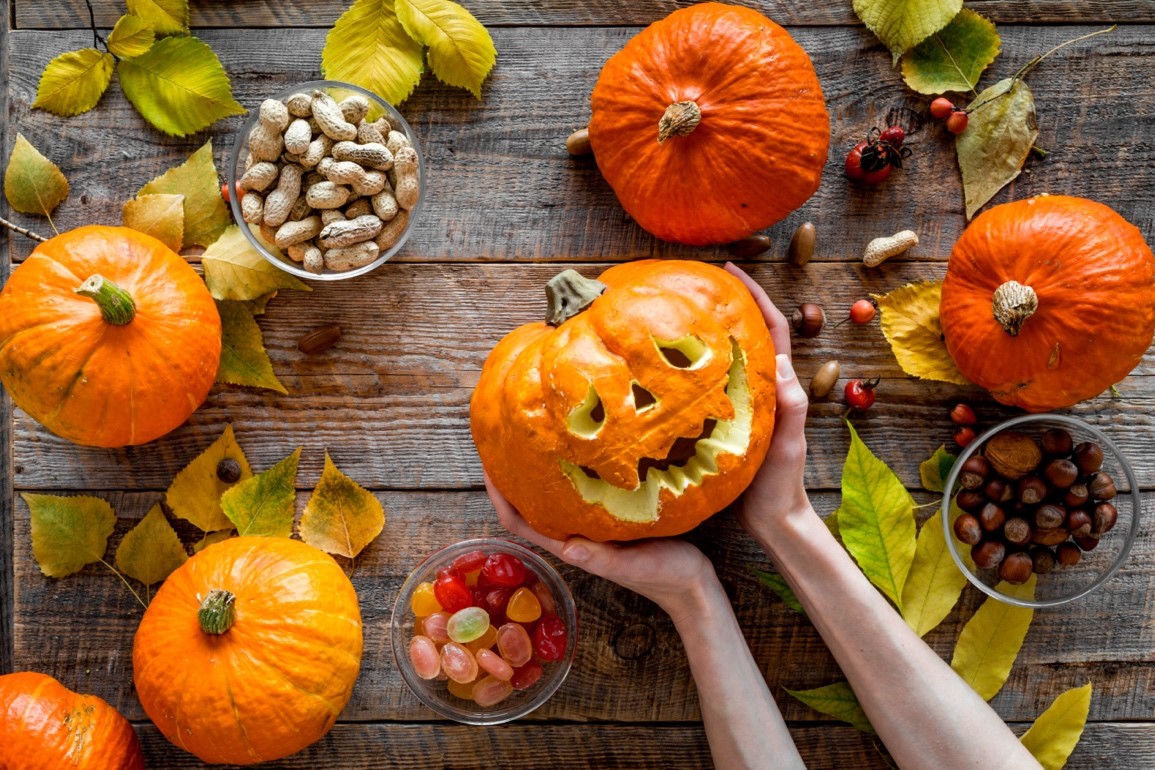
[[1015, 25, 1117, 81], [101, 559, 148, 610], [83, 0, 108, 51], [0, 216, 48, 243]]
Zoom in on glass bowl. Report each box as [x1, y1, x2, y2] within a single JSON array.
[[227, 79, 425, 281], [390, 538, 578, 724], [941, 413, 1143, 608]]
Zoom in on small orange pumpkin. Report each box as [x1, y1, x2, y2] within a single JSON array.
[[133, 537, 363, 765], [588, 2, 829, 245], [941, 195, 1155, 411], [0, 225, 221, 447], [0, 671, 145, 770], [471, 260, 776, 542]]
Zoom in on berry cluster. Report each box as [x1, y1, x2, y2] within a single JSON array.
[[930, 97, 968, 135], [845, 126, 911, 185]]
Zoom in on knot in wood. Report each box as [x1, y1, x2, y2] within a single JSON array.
[[612, 622, 656, 660]]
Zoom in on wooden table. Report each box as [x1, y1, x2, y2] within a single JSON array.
[[3, 1, 1154, 767]]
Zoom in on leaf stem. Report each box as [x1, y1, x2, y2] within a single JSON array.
[[100, 559, 148, 610], [1014, 25, 1117, 81], [0, 216, 48, 242], [83, 0, 108, 51]]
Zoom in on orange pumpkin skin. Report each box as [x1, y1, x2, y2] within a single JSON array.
[[132, 537, 363, 765], [0, 225, 221, 448], [589, 3, 829, 245], [0, 671, 144, 770], [941, 195, 1155, 411], [471, 260, 776, 542]]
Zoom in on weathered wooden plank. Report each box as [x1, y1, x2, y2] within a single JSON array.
[[10, 262, 1155, 491], [0, 0, 14, 676], [6, 26, 1155, 262], [12, 491, 1154, 725]]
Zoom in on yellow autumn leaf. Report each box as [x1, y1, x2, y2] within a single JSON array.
[[4, 134, 70, 216], [901, 509, 970, 637], [853, 0, 962, 62], [166, 424, 253, 532], [1020, 682, 1093, 770], [919, 444, 956, 494], [216, 301, 288, 394], [22, 493, 115, 578], [221, 448, 302, 538], [126, 0, 188, 35], [202, 225, 312, 301], [108, 14, 157, 59], [786, 681, 874, 734], [115, 503, 188, 586], [322, 0, 426, 106], [122, 193, 184, 251], [33, 48, 115, 117], [300, 452, 386, 558], [138, 140, 232, 247], [193, 529, 234, 553], [873, 281, 971, 386], [951, 576, 1035, 700], [395, 0, 496, 99]]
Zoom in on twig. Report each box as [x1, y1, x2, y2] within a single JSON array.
[[100, 559, 148, 610], [0, 215, 48, 242], [83, 0, 108, 51], [1014, 25, 1117, 81]]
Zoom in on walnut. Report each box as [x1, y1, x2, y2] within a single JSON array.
[[983, 431, 1043, 480]]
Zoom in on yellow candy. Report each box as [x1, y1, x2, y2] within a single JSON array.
[[411, 581, 442, 617], [447, 676, 477, 700], [467, 625, 498, 653], [505, 587, 542, 623]]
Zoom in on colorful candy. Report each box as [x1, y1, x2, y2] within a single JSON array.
[[409, 635, 442, 680], [447, 606, 491, 644], [440, 642, 479, 683], [505, 587, 542, 623], [411, 581, 442, 617]]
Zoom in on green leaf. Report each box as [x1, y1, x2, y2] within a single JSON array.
[[322, 0, 426, 106], [202, 225, 312, 300], [221, 448, 302, 538], [33, 48, 115, 116], [108, 14, 157, 59], [1020, 683, 1093, 770], [900, 509, 970, 636], [300, 452, 386, 558], [125, 0, 189, 35], [114, 503, 188, 586], [4, 134, 71, 216], [193, 529, 235, 553], [22, 493, 115, 578], [118, 35, 245, 137], [122, 193, 184, 252], [216, 301, 288, 394], [837, 421, 918, 611], [395, 0, 496, 99], [752, 568, 805, 614], [901, 9, 1001, 94], [138, 140, 232, 248], [786, 682, 875, 734], [246, 291, 278, 316], [873, 281, 971, 386], [957, 77, 1039, 219], [951, 576, 1035, 700], [852, 0, 962, 63], [919, 445, 956, 494], [166, 424, 253, 532]]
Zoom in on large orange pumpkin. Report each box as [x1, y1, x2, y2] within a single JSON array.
[[941, 195, 1155, 411], [0, 225, 221, 447], [0, 671, 145, 770], [588, 2, 829, 245], [471, 261, 776, 542], [133, 537, 363, 765]]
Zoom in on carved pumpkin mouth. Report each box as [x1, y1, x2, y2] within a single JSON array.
[[559, 339, 753, 524]]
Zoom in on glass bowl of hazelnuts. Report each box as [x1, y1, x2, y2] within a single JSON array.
[[941, 413, 1142, 608]]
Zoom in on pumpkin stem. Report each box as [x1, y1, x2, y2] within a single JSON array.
[[75, 274, 136, 325], [992, 280, 1038, 337], [545, 269, 606, 326], [658, 101, 702, 144], [198, 589, 236, 635]]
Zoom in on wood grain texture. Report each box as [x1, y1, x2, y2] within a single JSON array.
[[0, 0, 13, 675], [5, 25, 1155, 263]]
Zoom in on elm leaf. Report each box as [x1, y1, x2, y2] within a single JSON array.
[[951, 576, 1036, 700], [216, 301, 288, 394], [957, 77, 1038, 219], [221, 448, 302, 538], [852, 0, 962, 63], [33, 48, 115, 117], [23, 493, 115, 578], [786, 682, 874, 734], [395, 0, 496, 99], [322, 0, 425, 106], [125, 0, 189, 36], [166, 424, 253, 532], [202, 225, 311, 300], [138, 140, 232, 247], [4, 134, 70, 216], [108, 15, 157, 59], [300, 452, 386, 558], [115, 503, 188, 586], [919, 444, 956, 493], [901, 509, 969, 637], [873, 281, 971, 386], [752, 568, 804, 615], [901, 8, 1001, 94], [1020, 683, 1093, 770], [122, 193, 184, 252]]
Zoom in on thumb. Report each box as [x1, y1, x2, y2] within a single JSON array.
[[560, 537, 621, 579]]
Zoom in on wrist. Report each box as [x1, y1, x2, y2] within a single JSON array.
[[660, 566, 727, 629], [745, 501, 824, 557]]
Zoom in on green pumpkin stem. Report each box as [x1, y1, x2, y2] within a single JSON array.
[[75, 274, 136, 325], [198, 589, 236, 635], [992, 280, 1038, 337], [545, 269, 606, 326], [658, 100, 702, 143]]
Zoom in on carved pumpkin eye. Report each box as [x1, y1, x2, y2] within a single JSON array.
[[631, 382, 657, 412], [656, 334, 711, 370], [567, 384, 605, 438]]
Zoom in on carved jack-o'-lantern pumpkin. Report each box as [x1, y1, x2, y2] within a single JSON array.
[[471, 261, 776, 542]]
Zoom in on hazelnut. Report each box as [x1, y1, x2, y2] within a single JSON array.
[[1033, 503, 1066, 530], [956, 489, 986, 514], [1072, 442, 1104, 475], [1092, 502, 1118, 535], [1041, 428, 1074, 457], [1032, 527, 1070, 547], [984, 477, 1011, 503], [1003, 517, 1033, 546], [984, 431, 1042, 480], [1065, 508, 1092, 539], [972, 540, 1006, 570], [1089, 472, 1117, 501], [216, 457, 243, 483], [1017, 476, 1047, 506], [979, 502, 1006, 533], [999, 552, 1034, 584], [1063, 483, 1090, 509], [1056, 542, 1082, 566], [1029, 546, 1056, 575], [1042, 458, 1079, 490], [953, 513, 983, 545], [1073, 534, 1100, 552], [958, 455, 990, 490], [792, 303, 825, 338]]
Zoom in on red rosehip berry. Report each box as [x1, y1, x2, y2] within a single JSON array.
[[954, 426, 977, 448], [945, 110, 969, 135], [844, 378, 879, 411], [845, 142, 891, 185], [949, 403, 977, 426], [878, 126, 905, 148], [929, 97, 955, 120], [848, 298, 877, 325]]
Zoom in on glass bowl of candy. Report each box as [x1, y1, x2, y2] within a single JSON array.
[[390, 538, 578, 724]]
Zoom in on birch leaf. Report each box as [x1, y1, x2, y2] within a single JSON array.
[[951, 576, 1036, 700], [322, 0, 426, 106], [246, 291, 278, 316], [852, 0, 962, 63], [221, 448, 302, 538], [873, 281, 971, 386], [753, 568, 805, 614], [837, 421, 918, 612], [108, 15, 157, 59], [23, 493, 115, 578], [786, 682, 874, 734], [193, 530, 235, 553], [122, 193, 184, 251], [216, 301, 288, 394], [115, 503, 188, 586], [957, 77, 1038, 219], [202, 225, 311, 300], [901, 9, 1001, 94], [1020, 683, 1093, 770], [395, 0, 496, 99], [300, 452, 386, 558], [33, 49, 115, 116], [4, 134, 70, 216], [919, 444, 956, 493], [125, 0, 189, 36], [901, 509, 970, 637], [166, 424, 253, 532], [138, 140, 232, 248]]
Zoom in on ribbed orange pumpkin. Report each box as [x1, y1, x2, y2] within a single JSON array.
[[941, 195, 1155, 411], [133, 537, 363, 765], [0, 671, 145, 770], [0, 225, 221, 447], [471, 261, 776, 542], [588, 2, 829, 245]]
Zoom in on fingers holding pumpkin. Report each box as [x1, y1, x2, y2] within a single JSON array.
[[723, 262, 791, 360], [484, 471, 568, 556], [771, 353, 809, 460]]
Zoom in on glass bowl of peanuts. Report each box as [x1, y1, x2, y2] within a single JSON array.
[[227, 79, 424, 280]]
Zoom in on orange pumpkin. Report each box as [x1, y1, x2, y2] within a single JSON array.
[[133, 537, 363, 765], [588, 2, 829, 245], [0, 225, 221, 447], [0, 671, 145, 770], [471, 260, 776, 542], [941, 195, 1155, 411]]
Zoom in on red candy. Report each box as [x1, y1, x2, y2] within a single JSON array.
[[481, 553, 527, 587], [433, 569, 473, 613], [533, 615, 568, 661], [510, 660, 543, 691], [449, 549, 488, 575]]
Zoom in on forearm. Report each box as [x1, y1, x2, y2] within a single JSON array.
[[748, 507, 1041, 770], [665, 575, 806, 770]]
